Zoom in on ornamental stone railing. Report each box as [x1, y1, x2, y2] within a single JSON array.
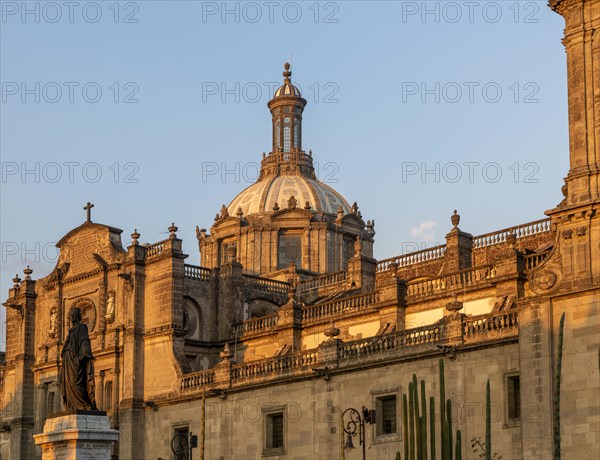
[[524, 249, 552, 272], [407, 264, 497, 298], [472, 218, 551, 249], [377, 245, 447, 273], [234, 314, 278, 337], [180, 369, 216, 391], [376, 218, 551, 273], [145, 241, 165, 258], [338, 322, 446, 360], [177, 310, 519, 394], [302, 291, 380, 324], [184, 264, 211, 281], [463, 310, 519, 343], [231, 349, 319, 382], [243, 274, 290, 295], [297, 271, 347, 293]]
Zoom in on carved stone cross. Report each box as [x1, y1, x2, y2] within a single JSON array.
[[83, 202, 94, 222]]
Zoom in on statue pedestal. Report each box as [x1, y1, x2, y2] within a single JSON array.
[[34, 411, 119, 460]]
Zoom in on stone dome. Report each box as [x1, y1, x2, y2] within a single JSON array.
[[228, 175, 351, 216], [272, 62, 302, 99]]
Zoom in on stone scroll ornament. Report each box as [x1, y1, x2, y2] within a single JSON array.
[[60, 307, 98, 411]]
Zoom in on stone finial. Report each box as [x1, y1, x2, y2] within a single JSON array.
[[262, 152, 266, 159], [236, 207, 244, 217], [23, 266, 33, 280], [196, 227, 207, 240], [214, 213, 220, 222], [220, 343, 233, 361], [168, 223, 178, 239], [351, 202, 359, 215], [12, 274, 21, 288], [324, 322, 340, 340], [304, 201, 311, 210], [283, 62, 292, 83], [308, 149, 312, 157], [131, 229, 140, 245], [273, 202, 280, 211], [220, 204, 229, 219], [287, 195, 297, 209], [446, 298, 463, 313], [451, 210, 460, 229]]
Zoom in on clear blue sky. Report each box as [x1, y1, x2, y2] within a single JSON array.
[[0, 1, 569, 347]]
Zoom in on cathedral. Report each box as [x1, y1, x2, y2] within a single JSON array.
[[1, 0, 599, 458]]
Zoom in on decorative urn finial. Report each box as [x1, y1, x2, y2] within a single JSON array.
[[23, 266, 33, 280], [451, 210, 460, 229], [283, 62, 291, 83]]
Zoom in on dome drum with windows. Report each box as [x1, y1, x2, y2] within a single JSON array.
[[199, 63, 375, 277]]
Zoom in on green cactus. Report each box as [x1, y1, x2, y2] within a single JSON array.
[[403, 393, 409, 460], [421, 380, 427, 460], [399, 359, 470, 460], [409, 381, 415, 460], [413, 374, 421, 459], [447, 399, 453, 460], [430, 396, 436, 460], [486, 379, 491, 460], [553, 312, 565, 460], [455, 430, 462, 460]]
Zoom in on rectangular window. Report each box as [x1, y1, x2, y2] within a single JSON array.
[[507, 375, 521, 421], [278, 233, 302, 269], [376, 395, 397, 436], [266, 413, 284, 448], [220, 240, 237, 265]]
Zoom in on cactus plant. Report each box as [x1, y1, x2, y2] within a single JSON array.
[[430, 396, 436, 460], [455, 430, 462, 460], [400, 359, 466, 460], [403, 394, 409, 460]]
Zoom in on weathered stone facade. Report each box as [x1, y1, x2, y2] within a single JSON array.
[[1, 1, 599, 459]]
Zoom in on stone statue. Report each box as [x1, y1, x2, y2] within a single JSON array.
[[60, 307, 97, 411], [48, 308, 57, 338], [105, 291, 115, 323]]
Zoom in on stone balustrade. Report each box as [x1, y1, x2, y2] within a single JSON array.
[[463, 310, 519, 343], [177, 310, 519, 394], [180, 369, 216, 391], [472, 218, 551, 249], [338, 322, 445, 360], [184, 264, 211, 281], [242, 274, 290, 295], [145, 241, 165, 258], [407, 264, 497, 298], [377, 245, 446, 272], [302, 291, 379, 324], [297, 271, 347, 293], [231, 349, 319, 382], [524, 249, 552, 272], [234, 314, 278, 337]]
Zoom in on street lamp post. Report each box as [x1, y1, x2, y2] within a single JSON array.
[[342, 406, 376, 460]]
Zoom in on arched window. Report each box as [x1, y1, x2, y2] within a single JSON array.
[[47, 391, 55, 417], [275, 119, 280, 149], [104, 381, 113, 412], [294, 118, 300, 148], [283, 117, 291, 152]]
